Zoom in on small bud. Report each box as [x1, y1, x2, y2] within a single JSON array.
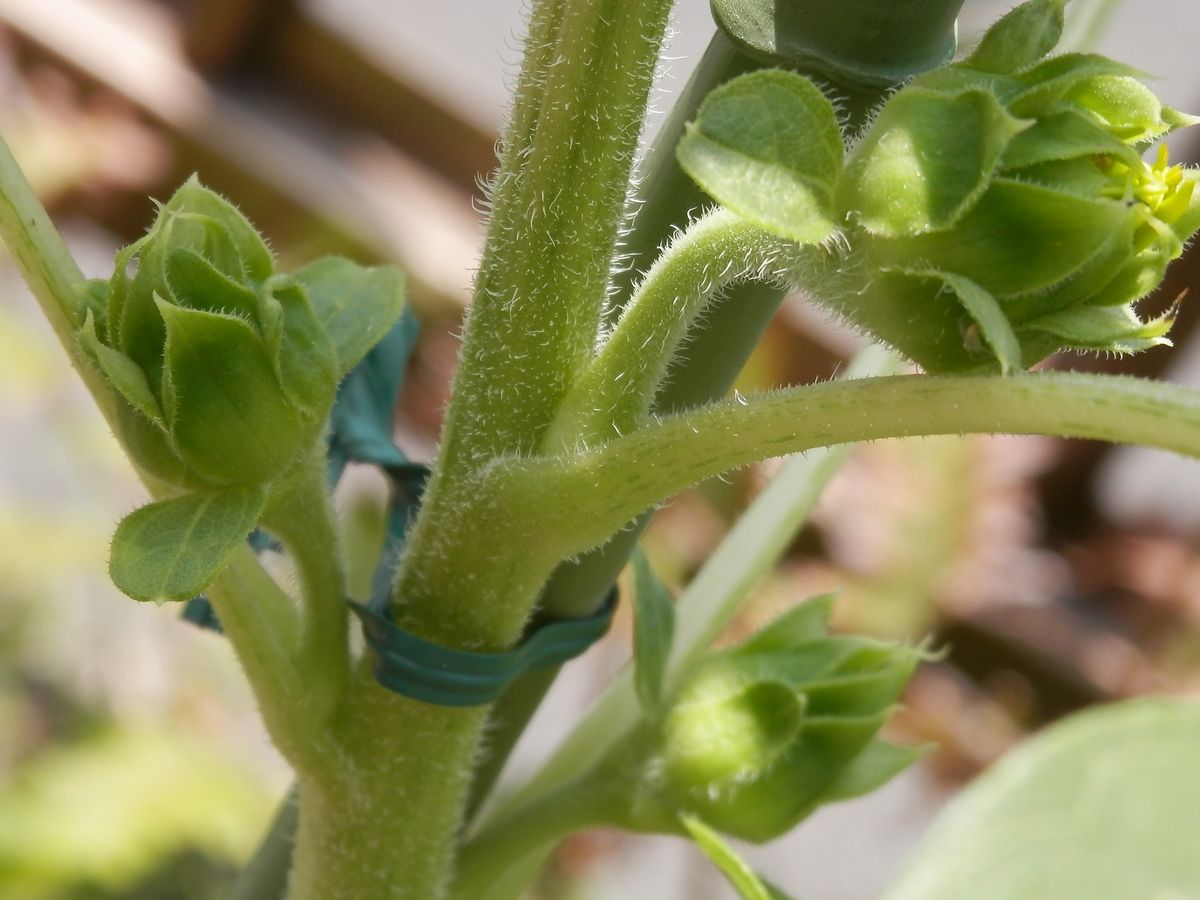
[[820, 2, 1200, 373], [623, 600, 921, 842], [80, 177, 339, 488]]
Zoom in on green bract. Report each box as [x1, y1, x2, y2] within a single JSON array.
[[681, 0, 1200, 373], [79, 177, 406, 601], [619, 597, 923, 842]]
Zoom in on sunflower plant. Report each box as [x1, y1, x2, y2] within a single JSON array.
[[3, 0, 1200, 898]]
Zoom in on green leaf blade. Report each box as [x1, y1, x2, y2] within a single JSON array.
[[839, 88, 1026, 238], [158, 301, 306, 486], [815, 739, 927, 804], [965, 0, 1065, 75], [631, 550, 676, 716], [290, 256, 407, 377], [110, 487, 266, 601], [677, 70, 843, 244], [881, 699, 1200, 900]]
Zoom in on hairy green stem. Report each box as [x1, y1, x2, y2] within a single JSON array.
[[451, 776, 623, 900], [495, 372, 1200, 561], [205, 547, 330, 771], [544, 210, 791, 449], [392, 0, 672, 647], [287, 669, 489, 900], [432, 0, 674, 472], [0, 135, 118, 420], [263, 455, 351, 724]]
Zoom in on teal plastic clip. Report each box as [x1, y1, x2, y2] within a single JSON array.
[[349, 589, 618, 707]]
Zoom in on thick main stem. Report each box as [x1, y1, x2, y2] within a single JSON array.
[[287, 671, 491, 900], [391, 0, 673, 646]]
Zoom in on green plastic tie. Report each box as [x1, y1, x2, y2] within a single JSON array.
[[349, 589, 618, 707]]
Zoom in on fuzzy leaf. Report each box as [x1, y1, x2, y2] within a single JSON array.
[[1067, 75, 1168, 143], [999, 110, 1140, 171], [110, 487, 266, 601], [1025, 303, 1173, 353], [264, 279, 338, 417], [681, 815, 792, 900], [291, 256, 407, 377], [923, 271, 1022, 373], [737, 594, 833, 655], [964, 0, 1065, 75], [1009, 53, 1144, 118], [159, 301, 306, 486], [815, 740, 927, 804], [165, 248, 260, 320], [840, 88, 1026, 237], [881, 699, 1200, 900], [161, 176, 274, 282], [631, 550, 676, 716], [78, 312, 166, 426], [870, 179, 1128, 298], [677, 70, 842, 244]]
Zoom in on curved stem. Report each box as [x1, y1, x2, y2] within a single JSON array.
[[262, 454, 350, 727], [494, 372, 1200, 559], [205, 545, 330, 769], [470, 351, 898, 875], [544, 210, 792, 449], [451, 776, 622, 900]]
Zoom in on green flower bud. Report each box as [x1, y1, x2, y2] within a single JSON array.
[[623, 598, 922, 842], [822, 0, 1200, 373], [78, 177, 338, 488]]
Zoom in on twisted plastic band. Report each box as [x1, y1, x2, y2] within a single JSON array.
[[349, 588, 618, 707]]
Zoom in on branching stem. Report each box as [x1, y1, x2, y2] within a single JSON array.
[[494, 371, 1200, 560], [544, 209, 793, 449]]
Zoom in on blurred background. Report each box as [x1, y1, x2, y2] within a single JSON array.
[[1, 0, 1200, 898]]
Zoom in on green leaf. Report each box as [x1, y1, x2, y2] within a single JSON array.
[[815, 739, 927, 804], [999, 109, 1141, 171], [109, 487, 266, 601], [869, 179, 1128, 298], [1024, 303, 1173, 353], [681, 815, 792, 900], [165, 247, 261, 320], [1009, 53, 1144, 118], [78, 311, 166, 426], [290, 256, 407, 376], [263, 279, 338, 417], [709, 0, 958, 87], [737, 594, 833, 655], [964, 0, 1065, 75], [677, 70, 843, 244], [159, 301, 306, 486], [925, 271, 1022, 373], [880, 699, 1200, 900], [161, 175, 274, 282], [631, 550, 676, 716], [1066, 75, 1167, 143], [840, 88, 1026, 237]]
